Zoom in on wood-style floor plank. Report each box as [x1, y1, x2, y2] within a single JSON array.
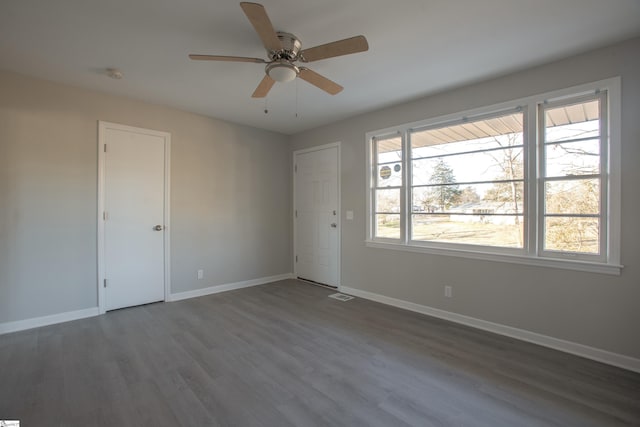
[[1, 279, 639, 426]]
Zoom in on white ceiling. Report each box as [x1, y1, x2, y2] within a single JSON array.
[[1, 0, 639, 135]]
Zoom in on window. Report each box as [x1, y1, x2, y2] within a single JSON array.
[[409, 111, 524, 248], [540, 95, 606, 259], [372, 134, 403, 239], [366, 79, 621, 274]]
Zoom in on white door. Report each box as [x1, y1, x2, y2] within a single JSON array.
[[294, 144, 339, 287], [99, 122, 169, 311]]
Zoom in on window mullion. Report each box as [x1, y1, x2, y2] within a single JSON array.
[[369, 138, 377, 240], [523, 104, 536, 256], [599, 91, 609, 260], [543, 174, 601, 182], [535, 103, 545, 257]]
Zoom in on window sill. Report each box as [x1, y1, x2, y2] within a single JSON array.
[[365, 240, 622, 275]]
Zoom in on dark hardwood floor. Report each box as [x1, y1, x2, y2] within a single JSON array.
[[1, 279, 639, 426]]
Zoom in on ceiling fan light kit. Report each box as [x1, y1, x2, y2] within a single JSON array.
[[266, 61, 299, 82], [189, 2, 368, 97]]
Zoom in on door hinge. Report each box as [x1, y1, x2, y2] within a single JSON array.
[[295, 255, 298, 263], [103, 279, 107, 288], [104, 143, 107, 153], [294, 164, 297, 173], [103, 211, 108, 221], [295, 210, 297, 218]]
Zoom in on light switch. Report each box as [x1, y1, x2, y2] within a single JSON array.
[[346, 210, 354, 220]]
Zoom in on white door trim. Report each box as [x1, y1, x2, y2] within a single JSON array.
[[97, 121, 171, 314], [293, 142, 341, 287]]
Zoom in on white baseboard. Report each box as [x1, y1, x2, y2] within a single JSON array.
[[0, 307, 100, 335], [168, 273, 294, 302], [0, 273, 295, 335], [340, 286, 640, 374]]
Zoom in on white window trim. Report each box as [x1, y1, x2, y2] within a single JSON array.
[[365, 77, 622, 275]]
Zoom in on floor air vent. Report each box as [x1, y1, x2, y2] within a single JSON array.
[[328, 293, 354, 302]]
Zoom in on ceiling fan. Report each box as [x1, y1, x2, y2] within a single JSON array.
[[189, 2, 369, 98]]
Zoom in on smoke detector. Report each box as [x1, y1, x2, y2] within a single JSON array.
[[106, 68, 123, 79]]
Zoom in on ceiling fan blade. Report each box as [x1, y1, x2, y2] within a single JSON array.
[[240, 2, 282, 52], [298, 68, 343, 95], [252, 75, 276, 98], [189, 54, 266, 63], [299, 35, 368, 63]]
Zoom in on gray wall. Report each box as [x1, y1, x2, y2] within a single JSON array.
[[0, 70, 292, 323], [290, 37, 640, 359]]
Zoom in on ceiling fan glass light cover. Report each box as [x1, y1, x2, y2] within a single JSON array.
[[266, 61, 299, 82]]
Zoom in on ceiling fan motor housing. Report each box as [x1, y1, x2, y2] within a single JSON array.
[[271, 32, 302, 61]]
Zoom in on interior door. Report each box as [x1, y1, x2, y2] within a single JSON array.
[[101, 123, 168, 311], [295, 145, 339, 287]]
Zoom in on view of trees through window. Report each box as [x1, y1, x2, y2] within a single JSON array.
[[373, 99, 602, 254], [542, 99, 602, 254], [408, 112, 524, 248]]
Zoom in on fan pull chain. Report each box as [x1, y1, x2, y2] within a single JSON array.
[[295, 79, 299, 118], [264, 97, 268, 114]]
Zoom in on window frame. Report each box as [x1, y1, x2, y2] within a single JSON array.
[[370, 132, 406, 243], [365, 78, 622, 275], [538, 92, 608, 263]]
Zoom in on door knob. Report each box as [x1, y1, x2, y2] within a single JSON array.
[[154, 225, 164, 231], [330, 223, 337, 228]]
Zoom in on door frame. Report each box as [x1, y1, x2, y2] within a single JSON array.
[[97, 121, 171, 314], [292, 142, 341, 288]]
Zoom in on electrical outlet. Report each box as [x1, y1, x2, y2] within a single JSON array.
[[444, 285, 453, 298], [197, 269, 204, 280]]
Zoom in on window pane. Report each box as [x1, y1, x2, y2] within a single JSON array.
[[545, 121, 600, 143], [544, 217, 599, 254], [412, 214, 523, 248], [543, 97, 603, 257], [376, 189, 400, 213], [411, 112, 523, 158], [545, 139, 600, 177], [545, 179, 599, 215], [545, 100, 599, 143], [412, 148, 523, 186], [376, 136, 402, 164], [412, 182, 523, 214], [408, 110, 525, 249], [376, 163, 402, 187], [375, 214, 401, 239]]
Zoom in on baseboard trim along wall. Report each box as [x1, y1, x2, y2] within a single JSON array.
[[0, 273, 295, 335], [339, 286, 640, 374], [0, 307, 101, 335], [168, 273, 295, 302]]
